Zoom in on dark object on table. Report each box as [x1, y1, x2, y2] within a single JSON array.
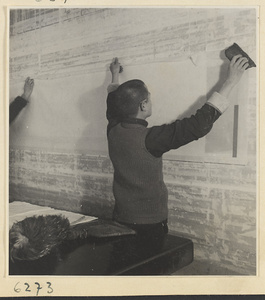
[[68, 218, 136, 239], [225, 43, 256, 69]]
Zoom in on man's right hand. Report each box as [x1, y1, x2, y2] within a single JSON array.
[[226, 55, 249, 87], [218, 54, 250, 99]]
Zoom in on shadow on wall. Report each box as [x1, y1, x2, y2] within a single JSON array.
[[75, 71, 115, 219]]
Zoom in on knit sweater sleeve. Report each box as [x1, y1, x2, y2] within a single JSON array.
[[145, 92, 226, 157]]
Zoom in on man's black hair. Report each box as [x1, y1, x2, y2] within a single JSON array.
[[113, 79, 148, 117]]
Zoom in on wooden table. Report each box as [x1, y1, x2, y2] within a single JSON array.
[[9, 234, 193, 276]]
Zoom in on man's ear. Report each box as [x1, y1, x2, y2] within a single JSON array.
[[140, 99, 147, 111]]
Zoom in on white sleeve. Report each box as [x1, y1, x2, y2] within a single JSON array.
[[206, 92, 230, 114]]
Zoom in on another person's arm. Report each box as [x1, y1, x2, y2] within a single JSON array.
[[106, 58, 123, 133], [146, 55, 249, 157], [9, 77, 34, 124]]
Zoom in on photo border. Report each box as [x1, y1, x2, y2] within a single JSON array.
[[1, 0, 264, 297]]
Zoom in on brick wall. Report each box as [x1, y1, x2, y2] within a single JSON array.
[[165, 160, 256, 275], [9, 151, 114, 218]]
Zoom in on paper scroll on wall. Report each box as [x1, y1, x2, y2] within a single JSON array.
[[9, 8, 257, 162]]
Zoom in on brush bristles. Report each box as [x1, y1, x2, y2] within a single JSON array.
[[9, 215, 70, 261]]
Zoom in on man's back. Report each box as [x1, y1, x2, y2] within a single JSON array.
[[108, 122, 168, 225]]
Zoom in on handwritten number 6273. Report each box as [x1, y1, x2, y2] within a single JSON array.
[[14, 282, 53, 295]]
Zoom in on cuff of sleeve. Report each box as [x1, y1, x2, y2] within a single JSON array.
[[107, 83, 120, 94], [206, 92, 230, 114]]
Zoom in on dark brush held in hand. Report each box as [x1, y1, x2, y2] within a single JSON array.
[[225, 43, 256, 69]]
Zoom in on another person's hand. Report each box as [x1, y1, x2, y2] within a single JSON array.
[[226, 55, 249, 86], [21, 77, 34, 101]]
